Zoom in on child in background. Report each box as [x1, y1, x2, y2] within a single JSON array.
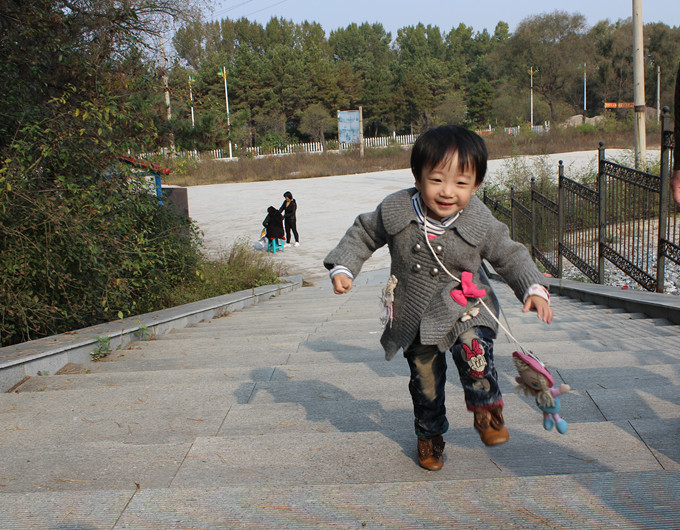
[[324, 125, 552, 471], [262, 206, 285, 242]]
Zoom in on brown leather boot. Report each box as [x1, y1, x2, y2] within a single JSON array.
[[474, 405, 510, 446], [417, 435, 445, 470]]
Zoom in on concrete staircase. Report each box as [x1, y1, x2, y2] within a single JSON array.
[[1, 270, 680, 529]]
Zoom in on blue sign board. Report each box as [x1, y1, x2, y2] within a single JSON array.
[[337, 110, 361, 144]]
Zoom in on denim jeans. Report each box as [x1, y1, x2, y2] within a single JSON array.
[[404, 326, 503, 438]]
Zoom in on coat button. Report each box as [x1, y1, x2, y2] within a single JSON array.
[[412, 243, 422, 253], [434, 244, 443, 254], [430, 267, 439, 276], [412, 263, 421, 273]]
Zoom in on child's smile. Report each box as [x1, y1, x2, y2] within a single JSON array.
[[415, 151, 480, 221]]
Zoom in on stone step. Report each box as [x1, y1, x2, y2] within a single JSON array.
[[9, 365, 270, 392], [0, 391, 604, 447], [2, 418, 675, 495], [65, 353, 294, 373], [3, 274, 680, 528], [2, 470, 679, 529]]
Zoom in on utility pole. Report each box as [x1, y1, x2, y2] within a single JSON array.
[[359, 106, 364, 157], [529, 67, 536, 128], [160, 38, 175, 153], [188, 76, 195, 129], [632, 0, 646, 169], [583, 62, 587, 116], [656, 64, 661, 124], [217, 66, 233, 158]]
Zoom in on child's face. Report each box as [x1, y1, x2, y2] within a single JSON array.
[[415, 151, 480, 221]]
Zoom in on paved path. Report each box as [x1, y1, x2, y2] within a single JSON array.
[[2, 269, 679, 528], [189, 149, 647, 283]]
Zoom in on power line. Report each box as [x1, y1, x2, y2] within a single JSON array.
[[212, 0, 292, 21], [212, 0, 258, 18], [243, 0, 291, 18]]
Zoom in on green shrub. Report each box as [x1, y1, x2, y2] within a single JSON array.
[[0, 162, 205, 347], [163, 239, 284, 307]]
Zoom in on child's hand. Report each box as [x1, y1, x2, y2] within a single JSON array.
[[332, 274, 353, 294], [523, 294, 553, 324]]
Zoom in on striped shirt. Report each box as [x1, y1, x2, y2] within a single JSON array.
[[411, 192, 460, 238]]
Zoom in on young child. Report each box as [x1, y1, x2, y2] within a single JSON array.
[[324, 125, 553, 471], [262, 206, 285, 241]]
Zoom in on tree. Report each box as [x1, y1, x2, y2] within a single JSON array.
[[590, 20, 634, 110], [299, 104, 335, 149], [433, 91, 467, 126], [643, 22, 680, 114], [467, 79, 494, 126], [0, 0, 206, 346], [329, 23, 395, 135], [393, 24, 452, 132], [502, 11, 589, 122]]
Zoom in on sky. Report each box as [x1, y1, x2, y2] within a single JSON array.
[[210, 0, 679, 36]]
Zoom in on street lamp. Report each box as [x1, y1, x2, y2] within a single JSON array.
[[583, 62, 587, 115], [217, 66, 233, 158], [648, 56, 661, 124], [188, 75, 195, 129], [529, 67, 538, 128], [578, 63, 588, 122], [655, 63, 660, 124]]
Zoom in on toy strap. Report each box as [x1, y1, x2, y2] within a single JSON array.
[[422, 216, 529, 355]]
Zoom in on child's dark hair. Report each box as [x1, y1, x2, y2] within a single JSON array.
[[410, 125, 488, 185], [283, 191, 293, 200]]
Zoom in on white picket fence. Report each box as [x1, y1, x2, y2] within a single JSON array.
[[504, 122, 551, 136], [137, 126, 548, 161], [241, 141, 325, 157], [138, 134, 419, 161]]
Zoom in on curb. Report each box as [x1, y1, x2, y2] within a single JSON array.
[[483, 261, 680, 324], [0, 275, 302, 392], [544, 276, 680, 324]]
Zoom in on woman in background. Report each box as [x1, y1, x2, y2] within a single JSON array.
[[279, 191, 300, 246]]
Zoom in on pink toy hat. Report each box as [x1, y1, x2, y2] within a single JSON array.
[[512, 350, 554, 387]]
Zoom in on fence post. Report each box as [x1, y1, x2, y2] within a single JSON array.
[[510, 186, 516, 240], [557, 160, 564, 278], [597, 142, 606, 285], [530, 178, 537, 260], [656, 107, 673, 292]]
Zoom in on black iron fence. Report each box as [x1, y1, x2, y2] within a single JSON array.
[[482, 109, 678, 293]]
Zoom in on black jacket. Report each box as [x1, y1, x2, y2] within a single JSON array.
[[279, 199, 297, 219], [263, 207, 285, 239]]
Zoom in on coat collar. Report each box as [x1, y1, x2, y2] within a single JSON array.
[[381, 188, 489, 247]]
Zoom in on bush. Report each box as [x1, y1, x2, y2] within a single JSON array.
[[164, 239, 284, 307], [0, 165, 204, 347]]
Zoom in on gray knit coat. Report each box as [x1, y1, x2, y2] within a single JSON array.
[[324, 188, 548, 360]]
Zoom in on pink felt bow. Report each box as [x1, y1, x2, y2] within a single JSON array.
[[450, 271, 486, 306]]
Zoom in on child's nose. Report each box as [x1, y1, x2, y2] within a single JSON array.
[[441, 182, 455, 196]]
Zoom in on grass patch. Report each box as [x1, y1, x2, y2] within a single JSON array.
[[161, 127, 661, 187], [164, 239, 287, 307], [163, 147, 411, 186]]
